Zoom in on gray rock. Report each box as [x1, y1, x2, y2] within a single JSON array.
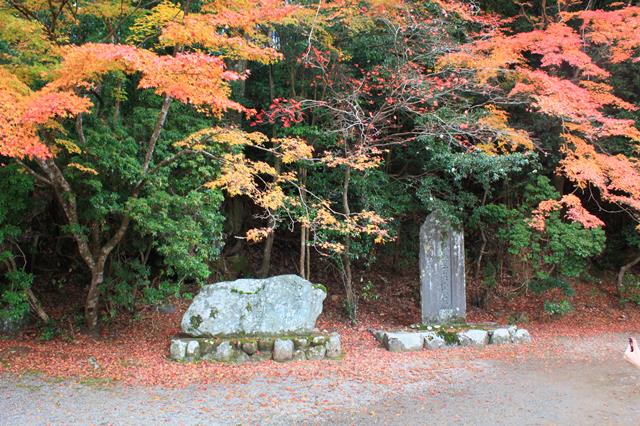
[[169, 338, 188, 360], [293, 337, 310, 349], [233, 351, 250, 363], [420, 212, 466, 324], [458, 329, 489, 347], [250, 351, 272, 362], [491, 328, 512, 345], [383, 332, 424, 352], [181, 275, 326, 336], [513, 329, 532, 344], [87, 356, 100, 370], [258, 338, 274, 352], [0, 314, 28, 336], [325, 333, 341, 358], [370, 329, 386, 342], [306, 345, 326, 360], [273, 339, 294, 362], [214, 341, 234, 362], [154, 303, 177, 314], [292, 349, 307, 361], [186, 340, 200, 357], [422, 331, 446, 350], [241, 341, 257, 355], [311, 335, 327, 346]]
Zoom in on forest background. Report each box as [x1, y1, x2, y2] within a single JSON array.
[[2, 0, 640, 336]]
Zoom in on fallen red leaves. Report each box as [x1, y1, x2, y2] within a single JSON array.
[[1, 280, 639, 389]]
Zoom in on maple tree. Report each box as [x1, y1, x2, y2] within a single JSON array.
[[0, 0, 309, 331], [2, 0, 640, 334]]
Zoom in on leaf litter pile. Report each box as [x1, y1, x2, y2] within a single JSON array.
[[1, 280, 639, 389]]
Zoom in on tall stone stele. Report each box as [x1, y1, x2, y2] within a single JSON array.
[[419, 212, 466, 324]]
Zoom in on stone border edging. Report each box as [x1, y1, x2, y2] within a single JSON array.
[[170, 332, 341, 363], [371, 325, 531, 352]]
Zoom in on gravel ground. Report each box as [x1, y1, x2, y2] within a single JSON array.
[[1, 333, 640, 425]]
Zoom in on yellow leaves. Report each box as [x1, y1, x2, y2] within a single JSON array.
[[183, 128, 267, 148], [321, 152, 382, 171], [246, 227, 273, 242], [477, 106, 533, 154], [79, 0, 135, 20], [128, 0, 184, 45], [67, 162, 98, 175], [309, 206, 391, 254], [274, 137, 314, 164], [56, 139, 82, 155], [161, 15, 282, 63]]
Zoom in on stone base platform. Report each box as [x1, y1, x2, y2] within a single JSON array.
[[170, 332, 341, 363], [371, 323, 531, 352]]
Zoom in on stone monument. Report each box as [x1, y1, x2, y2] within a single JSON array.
[[170, 275, 341, 363], [419, 212, 466, 324]]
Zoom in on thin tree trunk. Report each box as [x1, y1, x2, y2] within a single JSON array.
[[306, 234, 311, 281], [617, 254, 640, 296], [298, 167, 308, 279], [341, 166, 356, 323], [299, 225, 306, 278], [26, 288, 50, 323], [257, 65, 279, 278]]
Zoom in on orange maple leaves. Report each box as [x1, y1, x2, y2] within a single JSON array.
[[0, 68, 91, 159], [441, 4, 640, 230]]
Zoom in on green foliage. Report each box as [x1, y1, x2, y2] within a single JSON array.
[[543, 300, 573, 317], [360, 280, 380, 302], [0, 270, 31, 322], [0, 164, 35, 323]]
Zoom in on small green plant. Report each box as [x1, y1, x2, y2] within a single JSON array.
[[360, 280, 380, 302], [543, 299, 573, 317], [38, 321, 59, 341]]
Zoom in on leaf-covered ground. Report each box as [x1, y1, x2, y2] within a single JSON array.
[[1, 279, 640, 389]]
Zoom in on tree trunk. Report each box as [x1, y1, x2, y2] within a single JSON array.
[[341, 166, 356, 323], [85, 266, 105, 333], [298, 167, 309, 279], [617, 254, 640, 296]]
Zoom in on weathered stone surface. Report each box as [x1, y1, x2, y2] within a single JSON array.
[[384, 332, 424, 352], [306, 345, 326, 360], [422, 331, 446, 350], [419, 212, 466, 324], [250, 351, 272, 362], [186, 340, 200, 357], [214, 341, 234, 362], [458, 329, 489, 347], [258, 338, 274, 352], [0, 314, 28, 336], [273, 339, 294, 362], [154, 303, 177, 314], [241, 341, 257, 355], [513, 329, 532, 344], [491, 328, 512, 345], [372, 325, 531, 352], [170, 338, 188, 360], [293, 337, 310, 349], [312, 335, 327, 346], [292, 349, 307, 361], [181, 275, 326, 336], [325, 333, 341, 358], [234, 351, 250, 363]]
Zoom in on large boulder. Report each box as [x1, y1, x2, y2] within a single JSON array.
[[181, 275, 326, 337]]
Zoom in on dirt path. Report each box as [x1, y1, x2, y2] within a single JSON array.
[[2, 333, 639, 425]]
